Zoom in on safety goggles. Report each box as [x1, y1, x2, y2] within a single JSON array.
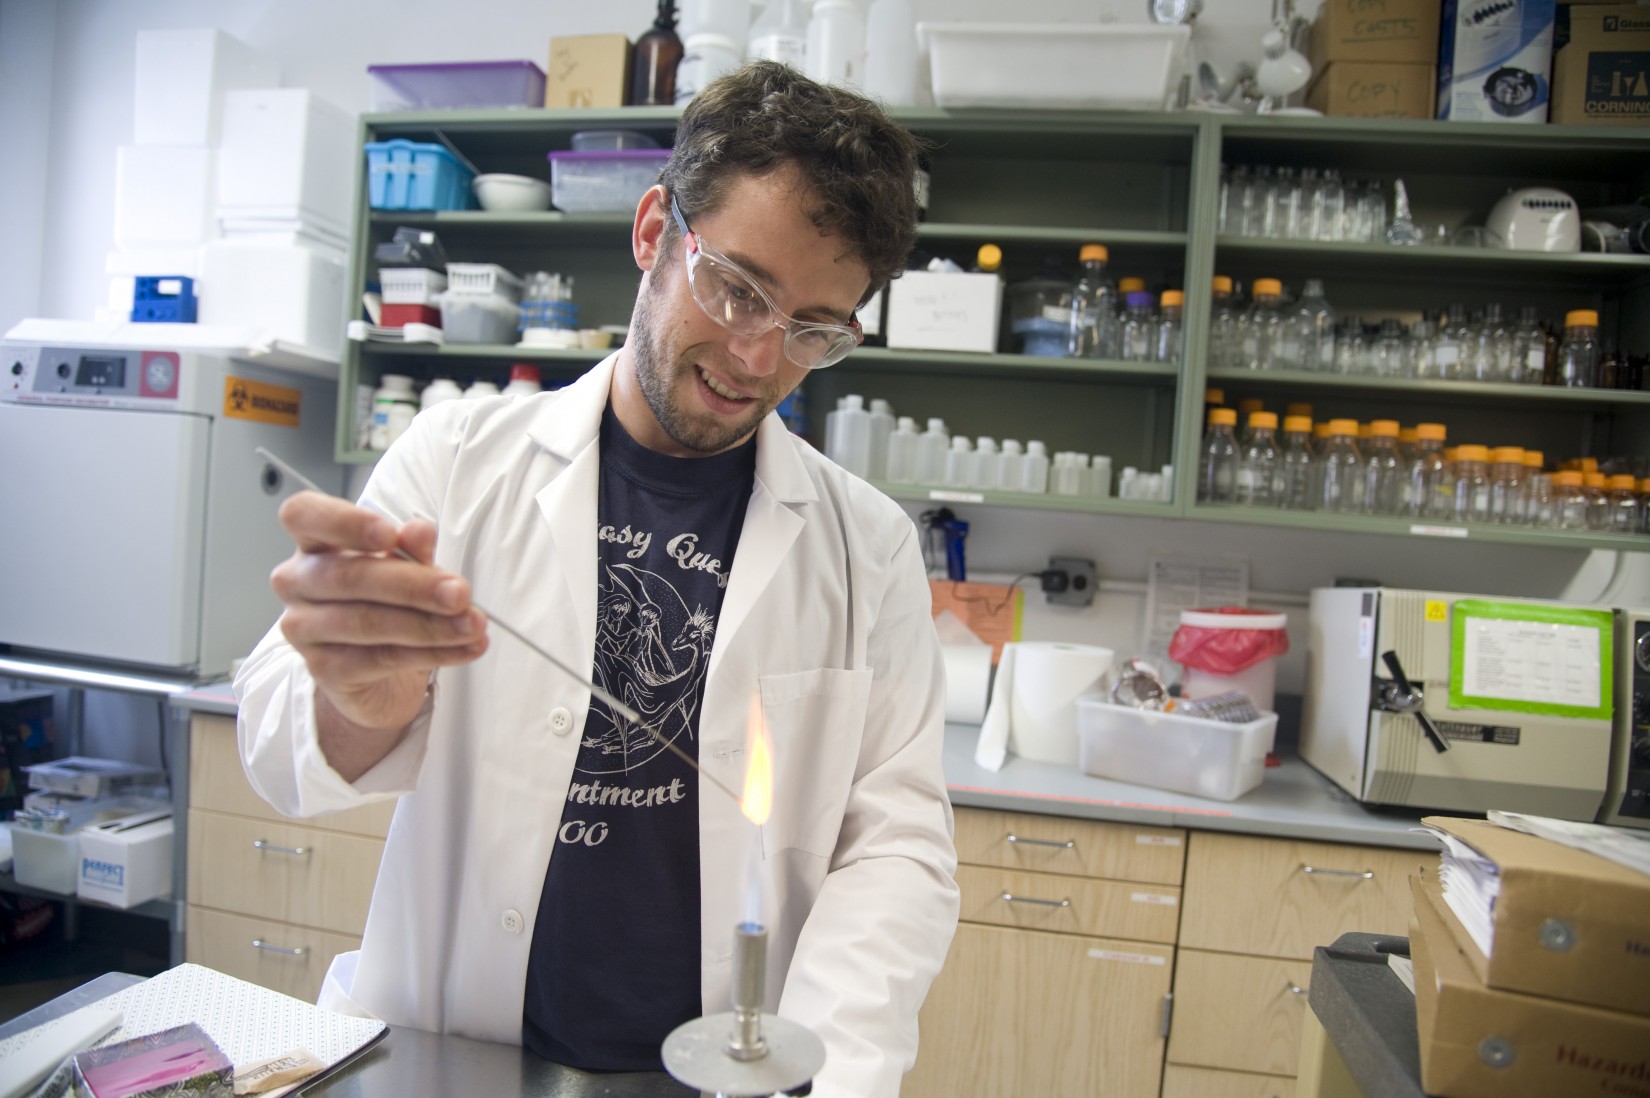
[[669, 194, 862, 370]]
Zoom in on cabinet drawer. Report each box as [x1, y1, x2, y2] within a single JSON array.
[[1179, 831, 1433, 959], [905, 922, 1172, 1098], [1167, 948, 1313, 1077], [1162, 1064, 1297, 1098], [956, 864, 1179, 944], [190, 714, 394, 839], [953, 806, 1185, 885], [186, 905, 359, 1004], [186, 809, 383, 935]]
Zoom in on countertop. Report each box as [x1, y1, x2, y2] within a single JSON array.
[[172, 686, 1435, 852]]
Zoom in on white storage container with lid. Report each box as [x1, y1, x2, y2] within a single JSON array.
[[1075, 696, 1278, 802], [547, 150, 672, 213]]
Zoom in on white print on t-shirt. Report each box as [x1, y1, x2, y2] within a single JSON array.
[[665, 532, 729, 587], [581, 561, 716, 776], [597, 523, 652, 559]]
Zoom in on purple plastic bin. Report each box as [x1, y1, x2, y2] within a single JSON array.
[[368, 60, 546, 111]]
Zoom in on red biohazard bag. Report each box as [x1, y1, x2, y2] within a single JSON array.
[[1168, 607, 1290, 675]]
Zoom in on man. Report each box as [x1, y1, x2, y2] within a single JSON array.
[[235, 61, 959, 1097]]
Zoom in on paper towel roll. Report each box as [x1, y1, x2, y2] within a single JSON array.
[[942, 644, 994, 724], [1008, 642, 1114, 766]]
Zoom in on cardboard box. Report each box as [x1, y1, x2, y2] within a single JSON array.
[[886, 270, 1004, 354], [1306, 60, 1437, 117], [76, 810, 173, 909], [1411, 875, 1650, 1098], [546, 35, 632, 109], [1550, 4, 1650, 125], [1308, 0, 1444, 64], [1437, 0, 1557, 121], [1423, 816, 1650, 1015]]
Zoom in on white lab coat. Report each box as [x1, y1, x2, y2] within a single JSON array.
[[234, 354, 960, 1097]]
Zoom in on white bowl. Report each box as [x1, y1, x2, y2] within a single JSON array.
[[473, 173, 552, 212]]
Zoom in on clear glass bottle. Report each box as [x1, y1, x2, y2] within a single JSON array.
[[1241, 278, 1287, 370], [1509, 305, 1547, 384], [1288, 278, 1336, 373], [1358, 178, 1388, 242], [1553, 470, 1589, 530], [1236, 411, 1281, 506], [1197, 407, 1240, 504], [1226, 164, 1254, 237], [1209, 276, 1240, 370], [1153, 289, 1184, 364], [1473, 303, 1513, 382], [1333, 318, 1366, 374], [1290, 167, 1319, 240], [1278, 414, 1317, 510], [1067, 244, 1119, 359], [1556, 309, 1601, 387], [1313, 168, 1346, 242], [1248, 165, 1276, 238], [1371, 318, 1408, 378], [1606, 474, 1640, 533], [1410, 312, 1443, 379], [1488, 446, 1526, 525], [1433, 304, 1469, 380], [1452, 444, 1493, 523], [1361, 419, 1404, 515], [1265, 167, 1295, 239], [1317, 419, 1364, 513], [1405, 422, 1449, 518], [1522, 450, 1554, 526], [1119, 290, 1157, 362], [1584, 471, 1611, 529]]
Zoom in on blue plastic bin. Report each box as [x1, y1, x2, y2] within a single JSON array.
[[131, 276, 197, 323], [364, 139, 476, 211]]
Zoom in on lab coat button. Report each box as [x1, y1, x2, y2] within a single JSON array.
[[548, 707, 573, 734], [502, 909, 524, 934]]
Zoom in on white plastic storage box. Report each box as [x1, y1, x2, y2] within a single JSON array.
[[114, 145, 216, 248], [1074, 697, 1278, 801], [11, 826, 80, 893], [918, 22, 1191, 110], [435, 291, 520, 343], [368, 60, 546, 111], [379, 267, 448, 304], [197, 242, 346, 354], [444, 262, 524, 302], [548, 150, 672, 213], [24, 757, 165, 798], [216, 88, 356, 240]]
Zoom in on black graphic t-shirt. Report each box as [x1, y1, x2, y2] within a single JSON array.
[[523, 405, 757, 1071]]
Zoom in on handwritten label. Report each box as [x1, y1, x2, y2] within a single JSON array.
[[1089, 948, 1167, 966]]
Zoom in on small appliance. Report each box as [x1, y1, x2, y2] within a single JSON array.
[[1301, 587, 1613, 820], [1486, 187, 1581, 251], [1600, 609, 1650, 830]]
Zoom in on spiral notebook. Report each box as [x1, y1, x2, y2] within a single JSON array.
[[0, 964, 387, 1098]]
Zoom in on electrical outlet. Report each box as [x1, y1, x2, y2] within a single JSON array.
[[1046, 556, 1097, 608]]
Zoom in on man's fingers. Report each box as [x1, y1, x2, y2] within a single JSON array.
[[299, 637, 491, 688], [271, 543, 472, 615], [279, 601, 487, 651], [278, 491, 399, 554]]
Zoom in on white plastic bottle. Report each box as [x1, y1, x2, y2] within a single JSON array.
[[867, 397, 896, 480], [944, 435, 973, 487], [419, 377, 463, 411], [996, 439, 1024, 492], [886, 415, 920, 483], [502, 363, 542, 399], [863, 0, 919, 107], [825, 393, 873, 477], [915, 417, 949, 483], [675, 34, 744, 104], [748, 0, 807, 67], [806, 0, 866, 88], [463, 379, 500, 400], [678, 0, 749, 40], [1021, 440, 1050, 493], [370, 374, 418, 450], [1090, 455, 1113, 498], [972, 437, 998, 490]]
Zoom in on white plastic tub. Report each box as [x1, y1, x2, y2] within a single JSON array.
[[1075, 696, 1277, 801], [918, 22, 1191, 111]]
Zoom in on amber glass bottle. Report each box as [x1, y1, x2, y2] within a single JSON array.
[[630, 0, 683, 106]]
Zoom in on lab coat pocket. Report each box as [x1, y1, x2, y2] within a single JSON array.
[[758, 667, 872, 858]]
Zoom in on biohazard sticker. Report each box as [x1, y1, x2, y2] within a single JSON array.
[[224, 376, 301, 427]]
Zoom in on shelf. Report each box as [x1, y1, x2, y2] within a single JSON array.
[[0, 867, 174, 924], [876, 481, 1178, 519], [358, 341, 608, 363], [921, 223, 1187, 250], [843, 347, 1178, 383], [1205, 368, 1650, 409], [368, 210, 634, 245], [1183, 502, 1650, 552], [1214, 236, 1650, 288]]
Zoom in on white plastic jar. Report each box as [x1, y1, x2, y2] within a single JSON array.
[[369, 374, 418, 450]]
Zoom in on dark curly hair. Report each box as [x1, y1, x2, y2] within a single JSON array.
[[658, 60, 923, 304]]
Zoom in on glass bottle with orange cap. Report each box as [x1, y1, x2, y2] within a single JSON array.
[[1198, 407, 1240, 503], [1361, 419, 1404, 515], [1210, 276, 1239, 370], [1067, 243, 1118, 359], [1240, 278, 1287, 370], [1405, 423, 1449, 519], [1557, 310, 1600, 387]]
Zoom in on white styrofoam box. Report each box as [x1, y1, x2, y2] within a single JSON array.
[[919, 22, 1190, 110], [114, 145, 217, 248], [1437, 0, 1556, 123], [1075, 697, 1278, 802], [196, 242, 346, 354], [11, 826, 79, 893], [108, 276, 136, 312], [217, 88, 356, 240], [887, 270, 1004, 353], [77, 811, 174, 909], [217, 219, 349, 255], [133, 28, 280, 147], [106, 247, 202, 279]]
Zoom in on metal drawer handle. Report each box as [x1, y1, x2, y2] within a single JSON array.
[[253, 839, 309, 857], [1005, 833, 1075, 850], [1000, 891, 1072, 909], [1286, 981, 1308, 996], [1300, 864, 1374, 880], [251, 938, 307, 958]]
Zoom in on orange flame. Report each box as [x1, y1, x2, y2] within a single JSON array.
[[741, 693, 773, 826]]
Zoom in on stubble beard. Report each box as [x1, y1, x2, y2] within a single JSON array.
[[631, 274, 773, 456]]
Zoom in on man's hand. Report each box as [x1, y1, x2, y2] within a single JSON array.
[[270, 491, 488, 776]]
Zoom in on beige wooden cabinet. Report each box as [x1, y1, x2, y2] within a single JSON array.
[[905, 807, 1185, 1098], [1165, 831, 1436, 1092], [185, 713, 393, 1002]]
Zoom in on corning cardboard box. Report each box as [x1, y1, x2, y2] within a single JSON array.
[[1308, 0, 1443, 65], [1550, 3, 1650, 125], [1437, 0, 1557, 121], [886, 271, 1004, 354], [1411, 874, 1650, 1098], [1422, 815, 1650, 1015], [546, 34, 631, 109], [1306, 60, 1437, 117]]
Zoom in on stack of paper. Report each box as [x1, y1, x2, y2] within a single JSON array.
[[1426, 825, 1500, 958]]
